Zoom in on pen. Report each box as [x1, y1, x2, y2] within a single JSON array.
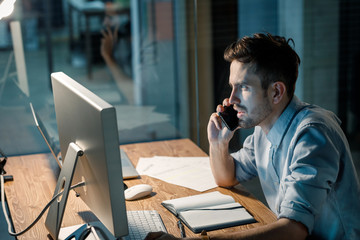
[[177, 220, 186, 238]]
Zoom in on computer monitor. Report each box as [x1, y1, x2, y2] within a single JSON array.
[[45, 72, 128, 239]]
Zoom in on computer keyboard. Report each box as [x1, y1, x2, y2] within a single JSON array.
[[124, 210, 167, 240]]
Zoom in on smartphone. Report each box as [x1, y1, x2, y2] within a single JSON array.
[[218, 105, 238, 131]]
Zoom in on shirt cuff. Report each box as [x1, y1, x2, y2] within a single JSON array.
[[278, 201, 314, 234]]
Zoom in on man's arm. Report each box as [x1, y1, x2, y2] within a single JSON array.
[[207, 108, 238, 187], [209, 218, 308, 240], [145, 218, 308, 240], [100, 27, 132, 83], [208, 140, 238, 187]]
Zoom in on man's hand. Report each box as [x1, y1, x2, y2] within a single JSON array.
[[100, 26, 119, 61], [207, 98, 237, 145]]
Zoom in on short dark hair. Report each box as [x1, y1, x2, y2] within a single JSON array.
[[224, 33, 300, 98]]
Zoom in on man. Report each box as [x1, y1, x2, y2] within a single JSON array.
[[146, 33, 360, 240]]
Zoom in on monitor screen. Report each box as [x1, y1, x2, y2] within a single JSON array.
[[47, 72, 128, 239], [30, 102, 62, 168]]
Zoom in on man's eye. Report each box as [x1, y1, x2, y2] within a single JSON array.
[[240, 85, 248, 90]]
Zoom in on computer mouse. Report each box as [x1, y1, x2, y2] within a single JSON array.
[[124, 184, 153, 201]]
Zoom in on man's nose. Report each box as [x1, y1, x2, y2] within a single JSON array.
[[229, 89, 240, 105]]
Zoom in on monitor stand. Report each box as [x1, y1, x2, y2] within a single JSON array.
[[58, 221, 116, 240], [45, 142, 84, 240], [45, 142, 118, 240]]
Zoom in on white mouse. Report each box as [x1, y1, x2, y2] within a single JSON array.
[[124, 184, 153, 201]]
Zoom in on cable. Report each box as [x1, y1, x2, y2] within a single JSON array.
[[0, 148, 8, 175], [0, 148, 7, 159], [1, 174, 85, 237], [79, 224, 109, 240]]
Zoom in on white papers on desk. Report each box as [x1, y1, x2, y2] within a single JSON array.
[[136, 156, 217, 192]]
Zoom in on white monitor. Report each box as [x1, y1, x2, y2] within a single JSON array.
[[45, 72, 128, 239]]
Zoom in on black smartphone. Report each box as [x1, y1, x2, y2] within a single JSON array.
[[218, 105, 238, 131]]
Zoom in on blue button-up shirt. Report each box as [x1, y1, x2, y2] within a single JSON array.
[[232, 96, 360, 239]]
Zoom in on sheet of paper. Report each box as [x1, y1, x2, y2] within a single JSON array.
[[136, 156, 217, 192]]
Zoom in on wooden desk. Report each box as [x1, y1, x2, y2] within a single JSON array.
[[4, 139, 276, 239]]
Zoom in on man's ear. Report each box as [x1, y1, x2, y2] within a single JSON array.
[[271, 81, 286, 104]]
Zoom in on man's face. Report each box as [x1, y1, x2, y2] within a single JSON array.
[[228, 61, 273, 129]]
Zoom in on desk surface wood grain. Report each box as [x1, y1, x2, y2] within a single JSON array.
[[4, 139, 276, 240]]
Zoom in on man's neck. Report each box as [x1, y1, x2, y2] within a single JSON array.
[[260, 97, 291, 135]]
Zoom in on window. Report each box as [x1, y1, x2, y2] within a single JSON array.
[[0, 0, 359, 159]]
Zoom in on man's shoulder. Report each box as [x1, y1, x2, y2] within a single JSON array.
[[288, 97, 340, 125], [294, 103, 341, 129]]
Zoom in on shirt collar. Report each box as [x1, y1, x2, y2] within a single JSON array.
[[266, 96, 308, 146]]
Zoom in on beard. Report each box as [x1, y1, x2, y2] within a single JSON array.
[[236, 98, 272, 129]]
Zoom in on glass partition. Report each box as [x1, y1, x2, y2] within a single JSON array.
[[0, 0, 359, 160]]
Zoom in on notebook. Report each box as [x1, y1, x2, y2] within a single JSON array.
[[162, 191, 256, 233], [30, 103, 139, 179]]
